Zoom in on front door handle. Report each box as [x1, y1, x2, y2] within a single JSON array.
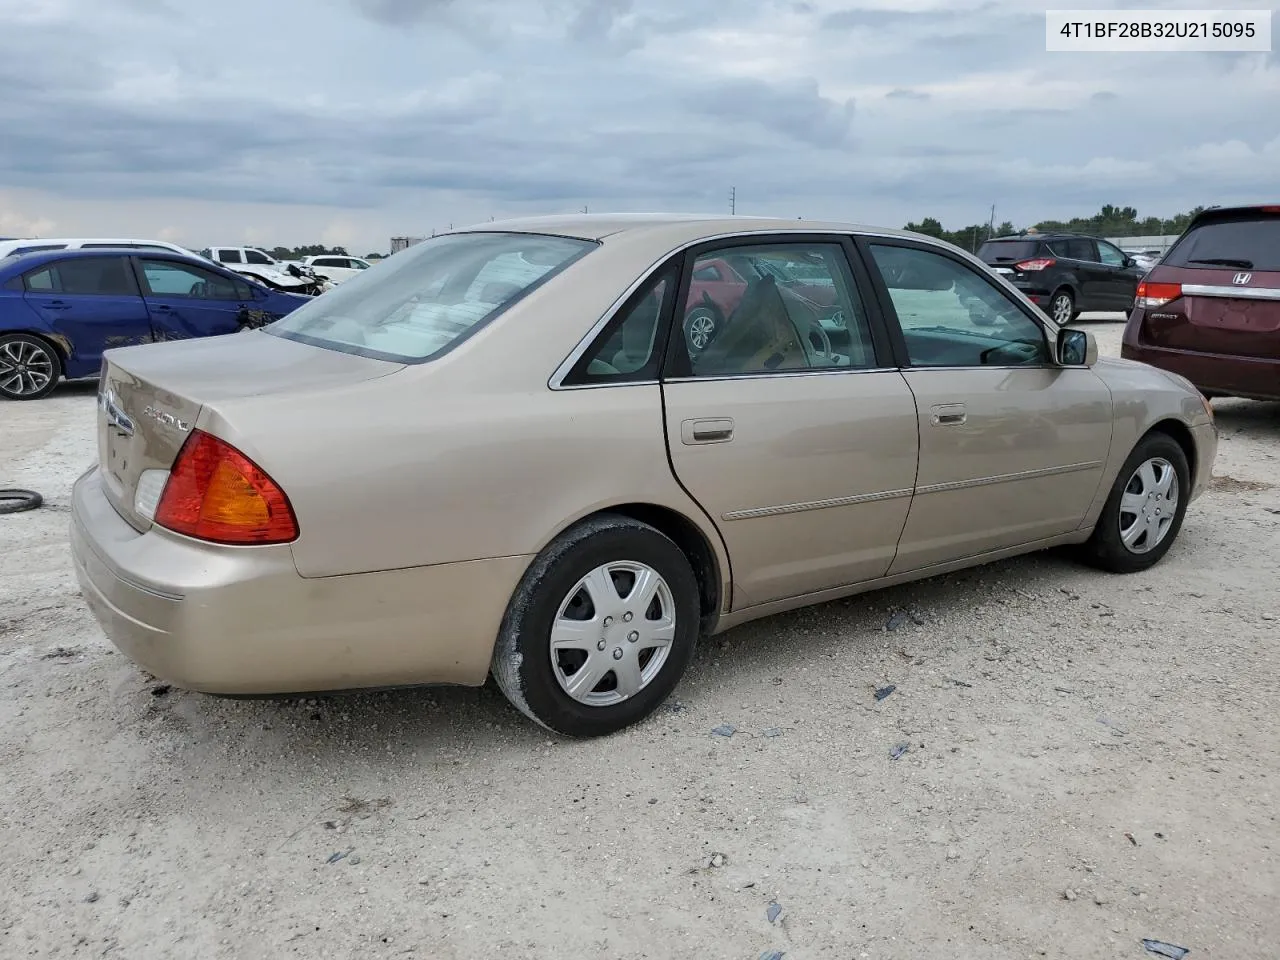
[[681, 418, 734, 444], [930, 403, 967, 426]]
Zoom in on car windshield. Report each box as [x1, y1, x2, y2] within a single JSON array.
[[977, 240, 1040, 262], [1164, 215, 1280, 272], [266, 232, 596, 362]]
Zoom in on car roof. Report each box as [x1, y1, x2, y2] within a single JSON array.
[[0, 246, 216, 272], [985, 232, 1093, 242], [1186, 203, 1280, 227], [451, 213, 928, 244]]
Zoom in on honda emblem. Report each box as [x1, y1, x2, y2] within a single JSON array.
[[1232, 272, 1252, 285]]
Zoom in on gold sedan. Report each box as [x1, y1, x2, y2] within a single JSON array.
[[70, 215, 1217, 736]]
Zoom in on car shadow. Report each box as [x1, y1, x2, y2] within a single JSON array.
[[53, 378, 99, 399], [1211, 398, 1280, 441]]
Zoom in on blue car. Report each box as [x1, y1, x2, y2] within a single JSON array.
[[0, 248, 311, 400]]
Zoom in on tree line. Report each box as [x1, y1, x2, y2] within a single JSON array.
[[904, 205, 1208, 252]]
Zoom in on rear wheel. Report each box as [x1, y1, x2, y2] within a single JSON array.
[[1079, 433, 1190, 574], [0, 333, 60, 401], [1048, 289, 1075, 325], [491, 514, 700, 737]]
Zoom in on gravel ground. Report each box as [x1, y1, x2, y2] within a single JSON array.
[[1, 319, 1277, 960]]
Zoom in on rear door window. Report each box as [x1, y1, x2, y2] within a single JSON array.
[[215, 249, 243, 264], [23, 257, 137, 296], [1163, 215, 1280, 271]]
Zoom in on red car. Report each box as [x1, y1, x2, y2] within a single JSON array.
[[682, 254, 839, 352], [1122, 204, 1280, 401]]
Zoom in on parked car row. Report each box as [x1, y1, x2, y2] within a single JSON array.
[[0, 248, 309, 400]]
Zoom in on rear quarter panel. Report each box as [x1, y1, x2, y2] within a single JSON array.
[[200, 231, 733, 590]]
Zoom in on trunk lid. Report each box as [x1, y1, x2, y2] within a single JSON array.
[[1137, 264, 1280, 361], [1136, 207, 1280, 360], [97, 330, 402, 530]]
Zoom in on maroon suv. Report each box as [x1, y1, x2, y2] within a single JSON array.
[[1122, 204, 1280, 400]]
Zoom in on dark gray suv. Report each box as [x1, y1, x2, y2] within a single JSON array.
[[978, 233, 1148, 323]]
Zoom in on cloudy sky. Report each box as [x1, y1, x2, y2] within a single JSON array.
[[0, 0, 1276, 254]]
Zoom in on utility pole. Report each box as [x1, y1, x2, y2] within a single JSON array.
[[987, 203, 996, 239], [729, 186, 736, 216]]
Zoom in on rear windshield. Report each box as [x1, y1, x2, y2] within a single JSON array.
[[266, 232, 596, 362], [1164, 215, 1280, 272], [977, 240, 1040, 262]]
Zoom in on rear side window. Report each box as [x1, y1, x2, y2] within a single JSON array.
[[267, 232, 596, 363], [23, 257, 137, 296], [1163, 215, 1280, 271], [215, 249, 243, 264], [977, 240, 1040, 262], [564, 268, 676, 385]]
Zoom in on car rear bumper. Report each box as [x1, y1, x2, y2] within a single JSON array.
[[70, 466, 531, 694], [1120, 342, 1280, 401]]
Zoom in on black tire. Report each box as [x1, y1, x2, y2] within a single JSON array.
[[0, 333, 61, 401], [491, 513, 700, 737], [1079, 432, 1190, 574], [0, 489, 43, 514], [1047, 289, 1075, 326]]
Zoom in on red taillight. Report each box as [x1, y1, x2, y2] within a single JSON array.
[[1259, 206, 1280, 213], [154, 429, 298, 545], [1135, 280, 1182, 309], [1014, 258, 1056, 271]]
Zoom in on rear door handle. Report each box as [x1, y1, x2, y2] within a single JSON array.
[[930, 403, 967, 426], [681, 418, 734, 444]]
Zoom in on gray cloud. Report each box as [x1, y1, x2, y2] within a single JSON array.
[[691, 77, 856, 148], [0, 0, 1275, 253]]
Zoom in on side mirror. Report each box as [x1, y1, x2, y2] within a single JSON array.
[[1058, 327, 1097, 366]]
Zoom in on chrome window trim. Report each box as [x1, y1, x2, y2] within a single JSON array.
[[547, 227, 988, 390], [1181, 283, 1280, 301]]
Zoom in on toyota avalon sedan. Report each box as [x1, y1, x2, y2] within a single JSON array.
[[70, 215, 1217, 737]]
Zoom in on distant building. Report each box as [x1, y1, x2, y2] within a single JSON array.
[[390, 236, 427, 253], [1106, 234, 1181, 254]]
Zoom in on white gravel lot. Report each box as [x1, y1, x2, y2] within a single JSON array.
[[1, 319, 1277, 960]]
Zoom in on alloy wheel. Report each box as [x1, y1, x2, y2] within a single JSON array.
[[0, 338, 56, 398]]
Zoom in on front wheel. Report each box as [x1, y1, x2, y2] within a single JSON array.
[[0, 333, 61, 401], [1079, 433, 1190, 574], [491, 514, 700, 737]]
